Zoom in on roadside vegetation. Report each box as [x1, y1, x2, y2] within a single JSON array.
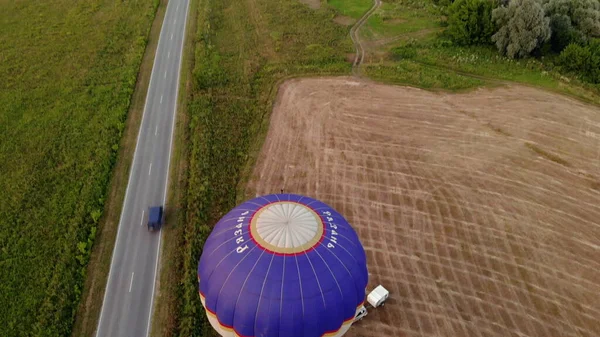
[[0, 1, 158, 336]]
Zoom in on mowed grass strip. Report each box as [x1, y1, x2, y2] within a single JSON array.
[[0, 0, 158, 336]]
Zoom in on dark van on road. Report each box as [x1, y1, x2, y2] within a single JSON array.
[[147, 206, 163, 232]]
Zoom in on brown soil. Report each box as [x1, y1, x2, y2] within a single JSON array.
[[334, 15, 356, 26], [345, 53, 356, 63], [299, 0, 321, 10], [247, 77, 600, 337]]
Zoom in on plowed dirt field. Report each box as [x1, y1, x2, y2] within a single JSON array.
[[247, 77, 600, 337]]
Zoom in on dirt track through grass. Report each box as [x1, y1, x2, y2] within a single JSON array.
[[248, 77, 600, 337], [350, 0, 380, 74]]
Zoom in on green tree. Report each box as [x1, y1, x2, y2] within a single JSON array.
[[543, 0, 600, 51], [492, 0, 551, 58], [589, 38, 600, 82], [548, 14, 585, 52], [447, 0, 497, 45], [544, 0, 600, 37]]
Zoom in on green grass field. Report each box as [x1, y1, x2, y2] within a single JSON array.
[[363, 1, 440, 39], [328, 0, 372, 19], [0, 1, 158, 336]]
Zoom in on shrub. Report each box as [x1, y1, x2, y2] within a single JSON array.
[[492, 0, 551, 58], [391, 46, 418, 60], [558, 39, 600, 83], [558, 43, 590, 72], [446, 0, 497, 45], [583, 38, 600, 82]]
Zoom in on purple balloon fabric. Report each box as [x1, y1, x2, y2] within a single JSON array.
[[198, 194, 368, 337]]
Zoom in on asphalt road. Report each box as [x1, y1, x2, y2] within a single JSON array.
[[95, 0, 189, 336]]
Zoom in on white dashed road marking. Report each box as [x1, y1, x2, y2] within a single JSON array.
[[129, 273, 134, 292]]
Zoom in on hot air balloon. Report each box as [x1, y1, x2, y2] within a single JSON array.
[[198, 193, 369, 337]]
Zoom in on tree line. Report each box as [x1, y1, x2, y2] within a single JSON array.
[[439, 0, 600, 83]]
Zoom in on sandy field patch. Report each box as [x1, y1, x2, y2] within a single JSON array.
[[247, 77, 600, 337], [334, 15, 356, 26], [299, 0, 321, 10]]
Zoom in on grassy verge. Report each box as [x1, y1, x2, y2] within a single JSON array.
[[0, 1, 159, 336], [364, 60, 485, 92], [170, 0, 356, 335], [69, 1, 167, 336]]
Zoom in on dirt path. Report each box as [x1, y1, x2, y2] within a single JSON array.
[[350, 0, 381, 75]]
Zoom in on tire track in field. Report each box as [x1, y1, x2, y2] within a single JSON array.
[[350, 0, 381, 75]]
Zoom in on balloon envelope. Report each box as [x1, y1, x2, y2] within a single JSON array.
[[198, 194, 368, 337]]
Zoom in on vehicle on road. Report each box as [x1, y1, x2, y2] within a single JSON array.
[[147, 206, 163, 232]]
